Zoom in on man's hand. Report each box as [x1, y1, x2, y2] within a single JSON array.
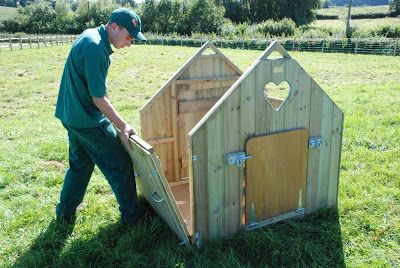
[[92, 96, 137, 151], [120, 125, 136, 151]]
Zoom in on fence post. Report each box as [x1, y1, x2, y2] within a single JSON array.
[[354, 38, 358, 54], [19, 37, 22, 50], [56, 35, 58, 46], [394, 39, 397, 56], [322, 38, 325, 53], [28, 37, 32, 48], [43, 36, 47, 47], [61, 35, 64, 45], [9, 37, 12, 51], [50, 35, 53, 46]]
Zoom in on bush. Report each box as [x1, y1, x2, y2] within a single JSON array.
[[316, 14, 340, 20], [256, 18, 296, 37]]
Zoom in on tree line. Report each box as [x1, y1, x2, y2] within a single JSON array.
[[1, 0, 399, 36], [1, 0, 321, 35]]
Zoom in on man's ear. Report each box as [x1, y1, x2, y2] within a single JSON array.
[[110, 22, 118, 30]]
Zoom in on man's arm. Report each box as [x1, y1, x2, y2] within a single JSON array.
[[92, 96, 136, 150]]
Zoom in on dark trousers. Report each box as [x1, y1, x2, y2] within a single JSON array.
[[56, 121, 138, 222]]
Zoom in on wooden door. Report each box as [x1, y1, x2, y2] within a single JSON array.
[[245, 129, 308, 229], [125, 135, 190, 245]]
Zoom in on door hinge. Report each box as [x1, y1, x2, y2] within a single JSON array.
[[151, 170, 159, 177], [192, 154, 198, 161], [225, 151, 251, 167], [308, 136, 323, 148]]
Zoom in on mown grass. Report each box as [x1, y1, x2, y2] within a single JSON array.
[[0, 44, 399, 267], [317, 5, 391, 18], [313, 17, 400, 29]]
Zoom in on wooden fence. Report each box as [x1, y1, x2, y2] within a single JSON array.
[[0, 35, 76, 52], [1, 34, 399, 56]]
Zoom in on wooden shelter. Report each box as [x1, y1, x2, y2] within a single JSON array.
[[126, 41, 344, 245]]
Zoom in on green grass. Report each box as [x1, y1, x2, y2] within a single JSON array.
[[317, 5, 391, 18], [0, 44, 399, 267], [313, 17, 400, 29], [0, 6, 17, 22]]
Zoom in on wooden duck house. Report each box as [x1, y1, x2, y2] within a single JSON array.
[[126, 41, 344, 245]]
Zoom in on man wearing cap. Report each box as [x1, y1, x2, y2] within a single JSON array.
[[54, 8, 146, 225]]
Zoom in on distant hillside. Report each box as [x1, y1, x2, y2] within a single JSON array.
[[330, 0, 389, 6], [0, 6, 17, 22]]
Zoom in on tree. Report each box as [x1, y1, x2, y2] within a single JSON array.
[[188, 0, 225, 34], [0, 0, 18, 7], [18, 0, 56, 33], [139, 0, 157, 32], [54, 0, 74, 32], [390, 0, 400, 14]]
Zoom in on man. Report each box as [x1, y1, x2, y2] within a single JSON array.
[[54, 8, 146, 225]]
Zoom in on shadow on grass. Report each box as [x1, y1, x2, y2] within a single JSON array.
[[12, 219, 75, 268], [12, 206, 345, 267], [196, 206, 346, 267]]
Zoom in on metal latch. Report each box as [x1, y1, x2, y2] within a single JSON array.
[[308, 136, 323, 148], [225, 152, 251, 167]]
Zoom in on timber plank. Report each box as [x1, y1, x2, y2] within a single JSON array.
[[239, 73, 256, 227], [223, 89, 242, 236], [306, 81, 323, 214], [327, 106, 344, 207], [190, 126, 209, 238], [206, 111, 225, 237], [317, 90, 334, 209]]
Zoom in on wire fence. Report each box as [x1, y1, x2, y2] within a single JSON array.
[[138, 36, 400, 56], [1, 34, 399, 56]]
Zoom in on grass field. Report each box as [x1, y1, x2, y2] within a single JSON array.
[[317, 5, 391, 18], [0, 6, 17, 22], [313, 17, 400, 29], [0, 44, 399, 267]]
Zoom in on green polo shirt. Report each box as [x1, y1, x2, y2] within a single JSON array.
[[55, 25, 113, 128]]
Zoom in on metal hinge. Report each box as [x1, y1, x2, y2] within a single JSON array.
[[151, 170, 159, 177], [308, 136, 323, 148], [192, 154, 198, 161], [225, 151, 251, 167], [195, 232, 201, 248], [247, 202, 258, 228]]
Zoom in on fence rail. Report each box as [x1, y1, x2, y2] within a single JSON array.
[[0, 35, 76, 51], [1, 35, 399, 56]]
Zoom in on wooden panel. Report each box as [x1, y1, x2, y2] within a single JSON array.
[[296, 65, 312, 129], [124, 135, 190, 244], [190, 126, 209, 238], [223, 89, 242, 236], [179, 98, 219, 114], [305, 82, 323, 214], [175, 75, 240, 84], [283, 59, 299, 130], [147, 136, 174, 145], [171, 84, 180, 182], [327, 106, 344, 207], [206, 111, 225, 237], [170, 182, 192, 235], [245, 129, 308, 223], [239, 74, 256, 227], [317, 94, 334, 208], [255, 60, 272, 135]]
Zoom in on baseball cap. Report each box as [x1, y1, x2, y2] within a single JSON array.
[[109, 8, 146, 41]]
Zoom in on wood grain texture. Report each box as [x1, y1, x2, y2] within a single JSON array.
[[245, 129, 308, 223]]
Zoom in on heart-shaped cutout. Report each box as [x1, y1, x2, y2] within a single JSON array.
[[264, 81, 290, 111]]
